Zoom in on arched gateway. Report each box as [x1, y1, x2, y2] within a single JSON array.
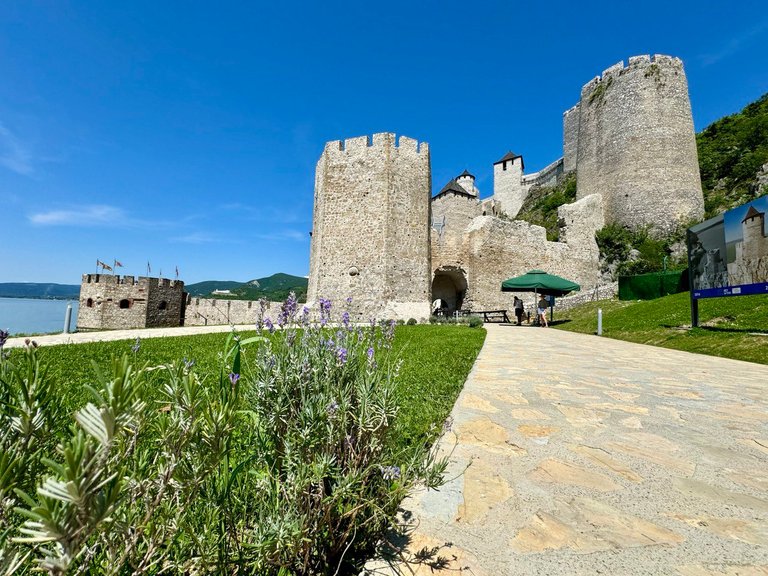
[[431, 266, 467, 315]]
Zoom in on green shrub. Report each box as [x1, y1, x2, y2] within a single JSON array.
[[0, 295, 448, 575], [407, 318, 417, 325], [468, 316, 484, 328]]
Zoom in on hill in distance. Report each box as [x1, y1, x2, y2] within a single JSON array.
[[186, 273, 308, 302], [0, 283, 80, 299]]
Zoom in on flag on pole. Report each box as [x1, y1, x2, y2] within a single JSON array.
[[114, 260, 123, 268], [175, 266, 179, 279], [147, 261, 151, 276], [97, 260, 113, 272]]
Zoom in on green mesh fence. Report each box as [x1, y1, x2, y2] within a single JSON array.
[[618, 269, 689, 301]]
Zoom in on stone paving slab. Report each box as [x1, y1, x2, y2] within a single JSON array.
[[367, 325, 768, 576]]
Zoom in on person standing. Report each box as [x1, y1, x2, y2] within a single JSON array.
[[513, 296, 524, 326], [537, 294, 549, 328]]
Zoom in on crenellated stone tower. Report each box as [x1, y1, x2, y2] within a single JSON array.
[[78, 274, 185, 330], [307, 133, 432, 320], [568, 54, 704, 234]]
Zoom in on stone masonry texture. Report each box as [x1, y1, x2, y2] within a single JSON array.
[[575, 55, 704, 234], [78, 274, 185, 331], [307, 133, 432, 320]]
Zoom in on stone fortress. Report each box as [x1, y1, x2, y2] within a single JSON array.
[[77, 271, 288, 331], [78, 54, 706, 329], [308, 54, 705, 320], [78, 274, 186, 330]]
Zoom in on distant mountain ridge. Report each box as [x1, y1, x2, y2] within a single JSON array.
[[1, 273, 308, 302], [185, 273, 308, 302], [0, 283, 80, 299]]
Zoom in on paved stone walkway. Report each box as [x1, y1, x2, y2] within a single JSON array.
[[368, 324, 768, 576]]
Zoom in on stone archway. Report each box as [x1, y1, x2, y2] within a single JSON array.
[[431, 266, 468, 315]]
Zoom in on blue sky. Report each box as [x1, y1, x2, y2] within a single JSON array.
[[0, 1, 766, 284]]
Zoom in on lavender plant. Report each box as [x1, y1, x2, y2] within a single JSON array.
[[0, 294, 447, 575]]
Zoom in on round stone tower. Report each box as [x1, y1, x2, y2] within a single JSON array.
[[307, 133, 432, 320], [575, 55, 704, 235], [456, 169, 479, 197]]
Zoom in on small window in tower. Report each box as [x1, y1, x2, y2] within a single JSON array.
[[86, 298, 94, 308], [503, 162, 508, 171], [119, 299, 131, 309], [158, 300, 168, 310]]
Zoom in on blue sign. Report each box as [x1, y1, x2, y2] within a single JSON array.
[[688, 195, 768, 300]]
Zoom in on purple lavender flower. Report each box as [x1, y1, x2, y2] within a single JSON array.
[[319, 297, 332, 326], [301, 306, 310, 325], [346, 296, 353, 305], [336, 347, 348, 365], [229, 372, 240, 387], [264, 317, 275, 334], [0, 329, 8, 348], [380, 465, 401, 481], [183, 357, 196, 369], [283, 292, 298, 319], [367, 347, 374, 361], [326, 400, 339, 417], [131, 337, 141, 353], [342, 311, 350, 329]]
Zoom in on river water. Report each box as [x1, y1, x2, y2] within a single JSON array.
[[0, 298, 79, 336]]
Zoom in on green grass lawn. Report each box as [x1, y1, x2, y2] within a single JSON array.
[[2, 324, 487, 573], [552, 292, 768, 365], [32, 324, 487, 450]]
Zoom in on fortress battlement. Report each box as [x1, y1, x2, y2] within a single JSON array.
[[580, 54, 684, 98], [81, 274, 183, 289], [323, 132, 428, 156], [563, 104, 580, 118]]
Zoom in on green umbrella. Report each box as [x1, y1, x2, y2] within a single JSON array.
[[501, 270, 580, 325], [501, 269, 580, 297]]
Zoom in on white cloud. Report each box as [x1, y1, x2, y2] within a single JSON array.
[[29, 204, 125, 226], [254, 229, 307, 242], [699, 21, 768, 66], [0, 122, 33, 175], [170, 232, 220, 244]]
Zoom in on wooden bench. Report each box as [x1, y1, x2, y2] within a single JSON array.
[[476, 309, 510, 323]]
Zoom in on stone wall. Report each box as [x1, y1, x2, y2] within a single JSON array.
[[521, 157, 564, 189], [562, 104, 580, 173], [77, 274, 185, 331], [183, 297, 282, 326], [308, 133, 432, 320], [575, 54, 704, 234], [430, 194, 604, 314]]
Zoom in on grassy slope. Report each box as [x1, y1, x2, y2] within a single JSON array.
[[186, 273, 308, 301], [552, 292, 768, 365], [515, 173, 577, 241], [697, 93, 768, 217], [33, 325, 486, 450]]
